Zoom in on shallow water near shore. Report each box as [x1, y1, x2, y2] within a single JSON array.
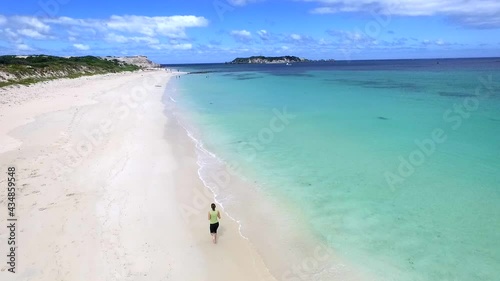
[[165, 59, 500, 280]]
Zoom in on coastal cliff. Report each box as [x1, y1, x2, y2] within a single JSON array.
[[102, 55, 160, 69]]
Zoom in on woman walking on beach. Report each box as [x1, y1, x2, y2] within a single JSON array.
[[208, 203, 221, 244]]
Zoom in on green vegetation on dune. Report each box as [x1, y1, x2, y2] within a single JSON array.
[[0, 55, 141, 87]]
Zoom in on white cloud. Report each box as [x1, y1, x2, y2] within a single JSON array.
[[45, 15, 208, 38], [328, 29, 378, 48], [133, 36, 160, 45], [17, 29, 47, 39], [0, 14, 208, 54], [150, 43, 192, 50], [108, 15, 208, 37], [0, 16, 52, 41], [17, 44, 34, 51], [231, 29, 252, 42], [435, 39, 445, 46], [105, 33, 128, 43], [421, 39, 451, 46], [285, 33, 316, 46], [310, 6, 356, 14], [231, 30, 252, 37], [170, 43, 193, 50], [105, 33, 159, 45], [227, 0, 261, 6], [73, 43, 90, 50], [257, 29, 269, 40], [304, 0, 500, 27], [12, 16, 51, 32], [46, 16, 99, 27], [3, 28, 19, 41]]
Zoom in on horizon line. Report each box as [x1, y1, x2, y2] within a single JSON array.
[[161, 56, 500, 65]]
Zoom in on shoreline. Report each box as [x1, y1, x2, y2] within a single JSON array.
[[0, 70, 276, 280], [163, 75, 372, 281]]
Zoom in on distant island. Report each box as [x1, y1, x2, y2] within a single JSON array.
[[227, 56, 334, 64], [0, 55, 159, 87]]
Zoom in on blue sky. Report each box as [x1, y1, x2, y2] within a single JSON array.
[[1, 0, 499, 63]]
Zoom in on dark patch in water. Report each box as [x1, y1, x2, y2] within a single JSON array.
[[235, 76, 260, 80], [225, 73, 263, 80], [438, 91, 476, 97], [188, 70, 216, 74], [271, 72, 315, 78], [324, 78, 423, 92], [378, 116, 389, 120]]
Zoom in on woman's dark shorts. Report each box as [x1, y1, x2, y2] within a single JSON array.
[[210, 222, 219, 234]]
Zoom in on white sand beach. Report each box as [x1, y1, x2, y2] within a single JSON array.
[[0, 71, 276, 281]]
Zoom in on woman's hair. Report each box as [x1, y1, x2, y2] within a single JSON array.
[[211, 203, 216, 211]]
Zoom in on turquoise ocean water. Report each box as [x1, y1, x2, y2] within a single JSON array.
[[166, 59, 500, 281]]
